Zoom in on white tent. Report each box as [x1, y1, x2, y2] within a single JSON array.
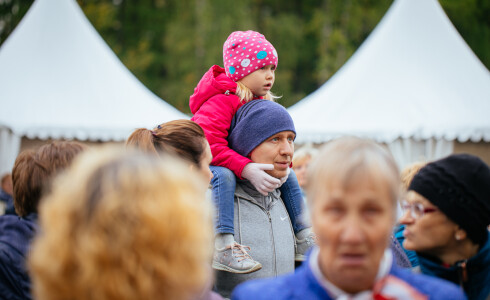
[[288, 0, 490, 168], [0, 0, 188, 174]]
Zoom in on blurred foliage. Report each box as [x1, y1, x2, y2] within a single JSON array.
[[1, 0, 489, 114]]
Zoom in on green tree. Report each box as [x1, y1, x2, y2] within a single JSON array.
[[1, 0, 488, 113]]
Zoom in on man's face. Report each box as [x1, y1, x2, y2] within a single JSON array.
[[250, 131, 295, 179]]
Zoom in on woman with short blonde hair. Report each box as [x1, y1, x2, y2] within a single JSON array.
[[292, 144, 318, 190], [29, 148, 214, 300]]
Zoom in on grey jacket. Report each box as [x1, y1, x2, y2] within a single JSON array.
[[215, 181, 295, 298]]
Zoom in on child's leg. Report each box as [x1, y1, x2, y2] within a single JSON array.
[[280, 169, 315, 261], [210, 166, 262, 273], [209, 166, 236, 236], [279, 169, 309, 234]]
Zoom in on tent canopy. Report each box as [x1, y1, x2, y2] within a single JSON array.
[[0, 0, 187, 142], [288, 0, 490, 145]]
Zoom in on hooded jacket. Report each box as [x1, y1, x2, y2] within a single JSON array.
[[190, 65, 253, 178], [214, 181, 295, 298], [0, 213, 38, 300], [418, 231, 490, 300]]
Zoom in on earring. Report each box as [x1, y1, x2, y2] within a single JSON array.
[[455, 233, 463, 241]]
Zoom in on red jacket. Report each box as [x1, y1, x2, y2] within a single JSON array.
[[190, 65, 252, 178]]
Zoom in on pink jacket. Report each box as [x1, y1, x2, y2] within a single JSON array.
[[190, 65, 252, 178]]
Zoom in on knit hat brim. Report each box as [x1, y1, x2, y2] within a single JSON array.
[[228, 100, 295, 157]]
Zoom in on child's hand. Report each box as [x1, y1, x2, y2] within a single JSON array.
[[242, 163, 281, 196]]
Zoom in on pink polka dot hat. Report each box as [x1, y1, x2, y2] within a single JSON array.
[[223, 30, 278, 82]]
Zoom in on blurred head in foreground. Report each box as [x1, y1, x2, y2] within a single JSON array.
[[29, 147, 214, 300], [306, 137, 399, 293]]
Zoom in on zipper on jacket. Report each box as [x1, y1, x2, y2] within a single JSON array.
[[266, 208, 278, 276], [256, 201, 277, 276], [237, 194, 295, 276], [456, 259, 468, 287], [237, 195, 277, 275]]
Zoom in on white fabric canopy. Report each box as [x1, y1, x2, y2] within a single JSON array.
[[0, 128, 21, 175], [0, 0, 187, 173], [288, 0, 490, 168]]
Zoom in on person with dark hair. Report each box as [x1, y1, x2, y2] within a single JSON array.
[[400, 154, 490, 300], [126, 119, 213, 183], [232, 137, 465, 300], [0, 141, 86, 299]]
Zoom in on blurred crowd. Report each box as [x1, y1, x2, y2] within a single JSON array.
[[0, 118, 488, 300]]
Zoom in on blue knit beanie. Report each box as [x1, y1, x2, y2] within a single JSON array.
[[228, 100, 295, 157]]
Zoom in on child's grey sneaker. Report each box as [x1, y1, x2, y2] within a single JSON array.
[[212, 242, 262, 274], [295, 234, 316, 261]]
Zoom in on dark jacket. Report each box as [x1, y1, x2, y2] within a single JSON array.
[[0, 213, 38, 300], [418, 231, 490, 300], [232, 248, 466, 300]]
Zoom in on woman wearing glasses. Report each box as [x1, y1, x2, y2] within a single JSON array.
[[400, 154, 490, 300]]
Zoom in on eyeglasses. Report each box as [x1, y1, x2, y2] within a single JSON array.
[[401, 200, 437, 219]]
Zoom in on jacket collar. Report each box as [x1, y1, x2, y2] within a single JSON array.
[[418, 231, 490, 286], [189, 65, 238, 114], [235, 180, 281, 209]]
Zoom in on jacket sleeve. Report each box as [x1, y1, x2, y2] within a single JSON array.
[[0, 245, 23, 299], [192, 94, 252, 178]]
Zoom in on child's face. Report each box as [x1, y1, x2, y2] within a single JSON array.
[[239, 64, 275, 97]]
